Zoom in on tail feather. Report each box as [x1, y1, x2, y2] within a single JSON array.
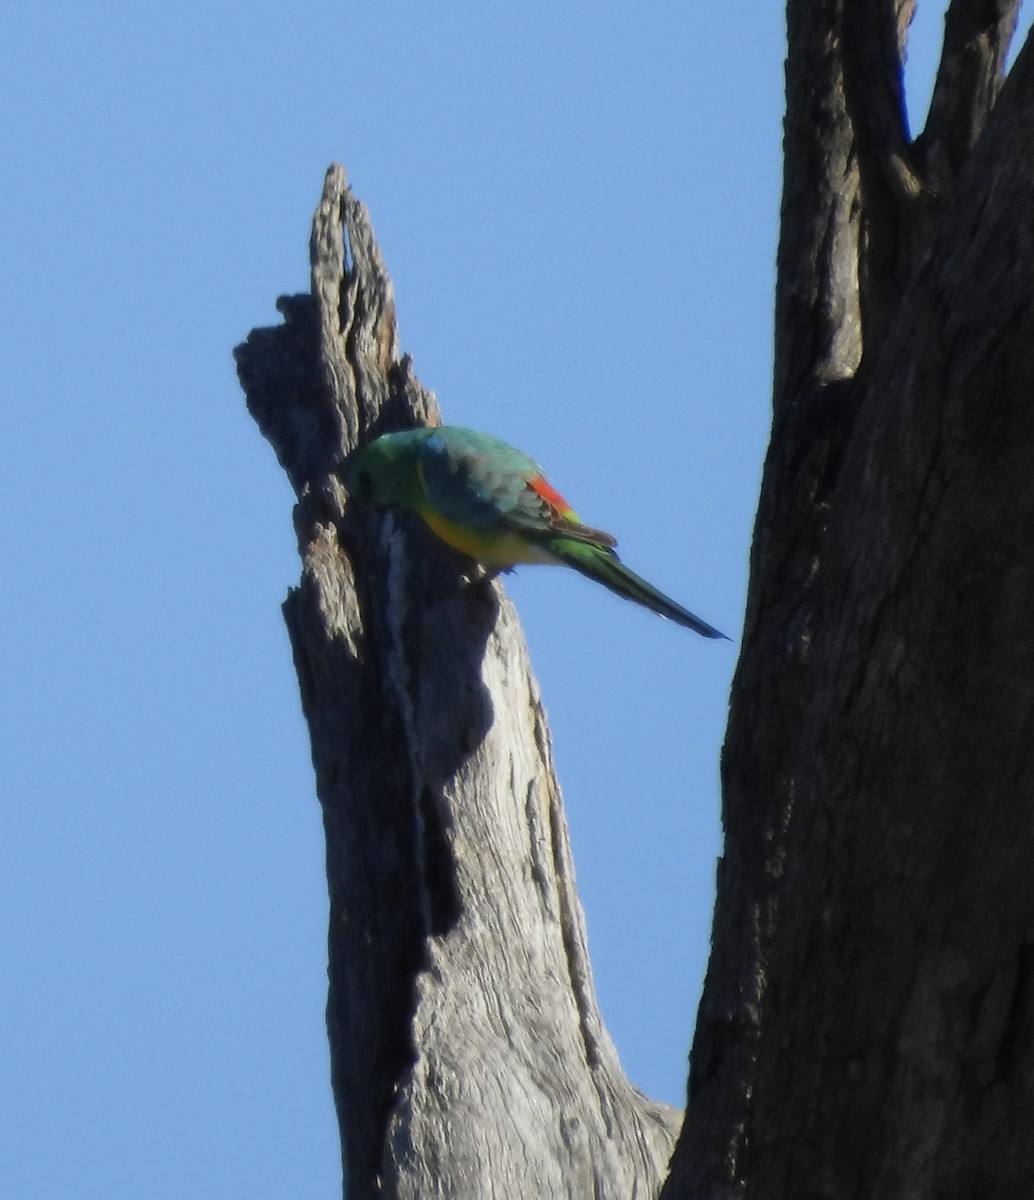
[[548, 540, 729, 639]]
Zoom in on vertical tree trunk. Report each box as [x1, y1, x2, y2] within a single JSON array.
[[235, 170, 679, 1199], [666, 2, 1034, 1196], [237, 3, 1034, 1196]]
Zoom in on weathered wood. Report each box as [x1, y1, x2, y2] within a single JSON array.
[[919, 0, 1020, 186], [666, 5, 1034, 1197], [235, 166, 679, 1200]]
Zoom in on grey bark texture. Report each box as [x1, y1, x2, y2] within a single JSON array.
[[235, 169, 679, 1199], [665, 2, 1034, 1198], [236, 2, 1034, 1196]]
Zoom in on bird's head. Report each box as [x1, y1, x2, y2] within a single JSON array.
[[344, 430, 425, 510]]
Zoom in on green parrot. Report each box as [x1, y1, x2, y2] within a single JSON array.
[[346, 426, 728, 639]]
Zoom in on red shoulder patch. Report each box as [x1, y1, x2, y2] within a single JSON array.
[[528, 474, 574, 518], [528, 474, 617, 547]]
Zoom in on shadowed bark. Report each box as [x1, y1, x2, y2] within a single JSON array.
[[235, 169, 679, 1199], [665, 2, 1034, 1197], [237, 2, 1034, 1196]]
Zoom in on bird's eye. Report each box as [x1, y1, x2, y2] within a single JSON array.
[[349, 469, 372, 500]]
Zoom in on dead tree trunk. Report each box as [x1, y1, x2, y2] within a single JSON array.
[[665, 2, 1034, 1197], [235, 170, 679, 1199], [236, 3, 1034, 1195]]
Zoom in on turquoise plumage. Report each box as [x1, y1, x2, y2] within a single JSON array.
[[346, 426, 728, 639]]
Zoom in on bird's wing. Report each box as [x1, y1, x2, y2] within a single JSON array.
[[416, 429, 616, 548]]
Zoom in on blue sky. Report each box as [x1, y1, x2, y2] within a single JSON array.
[[3, 4, 1025, 1197]]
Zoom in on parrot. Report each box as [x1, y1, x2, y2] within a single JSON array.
[[345, 426, 728, 639]]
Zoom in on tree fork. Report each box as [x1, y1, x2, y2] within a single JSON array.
[[666, 4, 1034, 1197]]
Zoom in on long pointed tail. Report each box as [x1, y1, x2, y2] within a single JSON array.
[[548, 540, 729, 639]]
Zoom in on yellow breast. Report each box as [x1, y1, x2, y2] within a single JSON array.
[[418, 507, 556, 568]]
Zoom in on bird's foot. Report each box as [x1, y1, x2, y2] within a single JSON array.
[[462, 565, 513, 588]]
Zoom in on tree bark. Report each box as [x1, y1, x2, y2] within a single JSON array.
[[237, 3, 1034, 1196], [235, 170, 679, 1199], [665, 2, 1034, 1197]]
